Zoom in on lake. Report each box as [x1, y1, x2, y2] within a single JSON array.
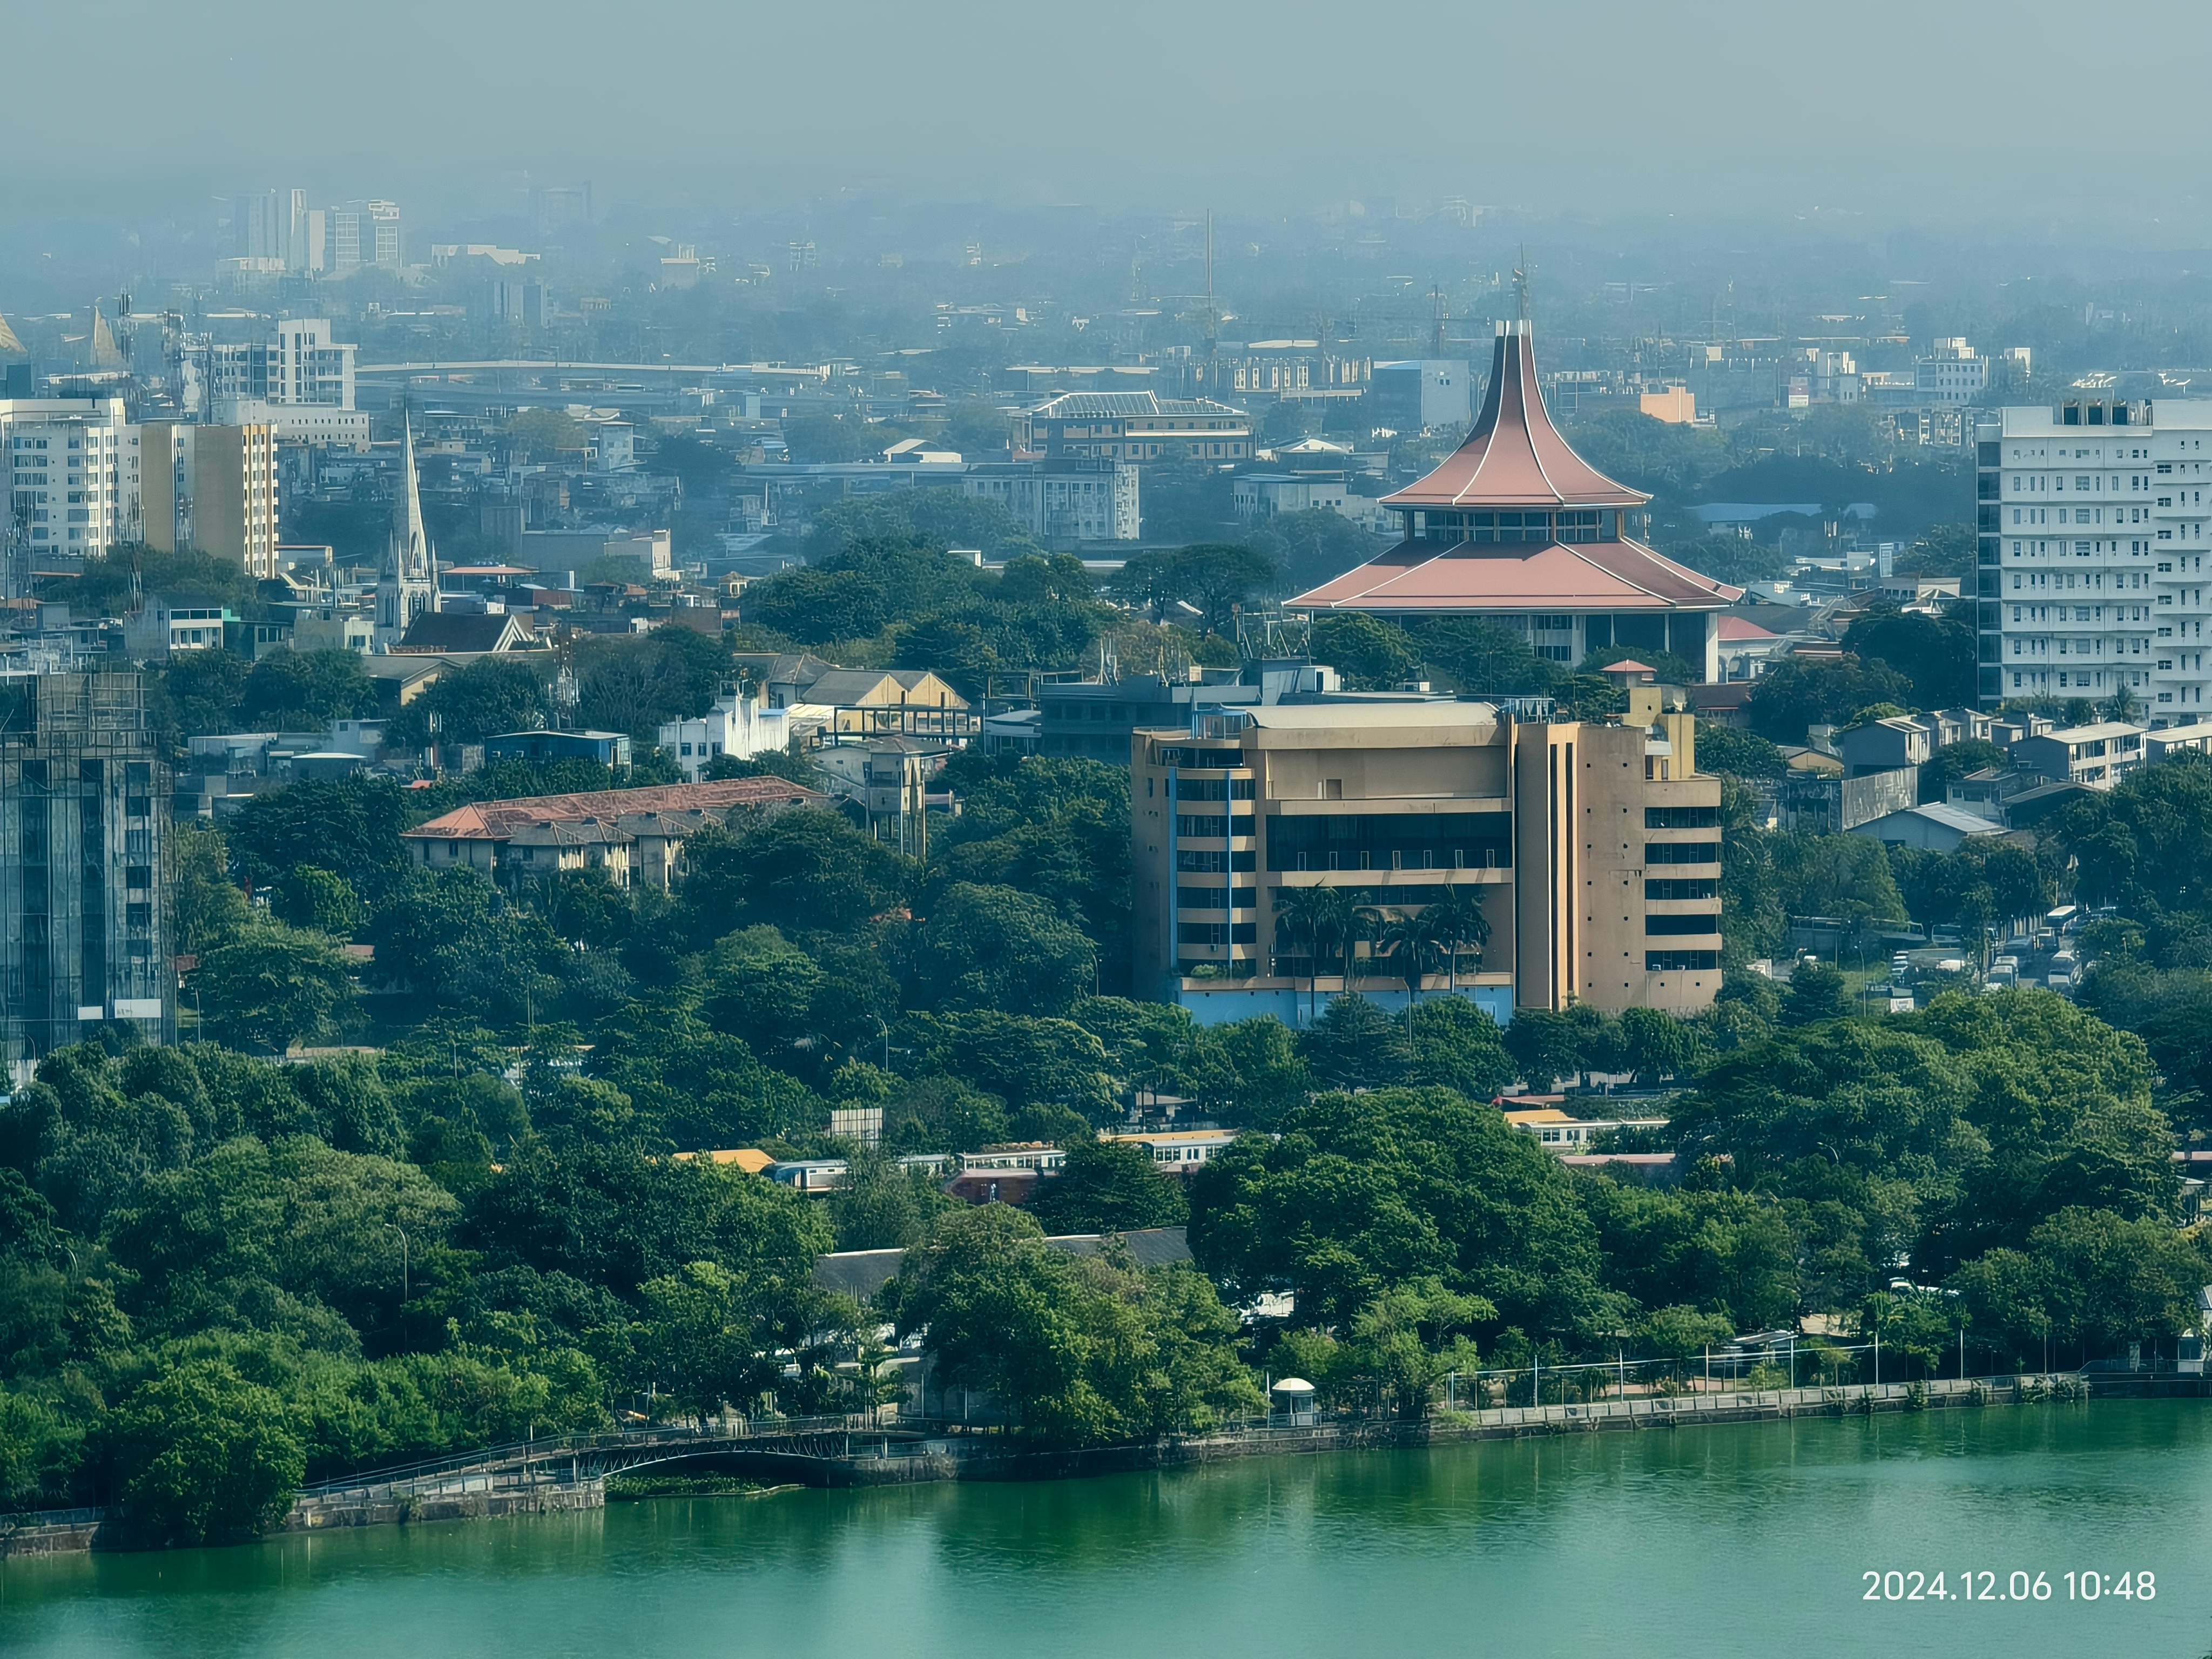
[[5, 1401, 2208, 1657]]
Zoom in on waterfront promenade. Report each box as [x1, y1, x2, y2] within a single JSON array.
[[4, 1370, 2161, 1557]]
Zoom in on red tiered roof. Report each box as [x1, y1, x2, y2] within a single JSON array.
[[1286, 322, 1741, 617], [1381, 321, 1647, 510]]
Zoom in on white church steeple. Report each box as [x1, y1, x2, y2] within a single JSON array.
[[375, 413, 440, 650]]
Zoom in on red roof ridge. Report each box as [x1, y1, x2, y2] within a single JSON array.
[[404, 776, 822, 842], [1381, 322, 1649, 511]]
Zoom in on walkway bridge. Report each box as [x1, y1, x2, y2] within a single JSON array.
[[296, 1417, 946, 1505]]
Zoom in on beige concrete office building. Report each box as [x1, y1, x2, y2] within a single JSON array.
[[141, 422, 279, 578], [1130, 697, 1722, 1026]]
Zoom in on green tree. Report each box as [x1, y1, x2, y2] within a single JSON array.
[[1411, 617, 1555, 696], [273, 866, 364, 936], [190, 924, 358, 1054], [505, 408, 584, 462], [1273, 885, 1358, 1022], [1340, 1278, 1492, 1420], [1502, 1008, 1582, 1092], [700, 926, 826, 1072], [632, 1260, 783, 1425], [156, 650, 251, 744], [1107, 543, 1279, 635], [239, 648, 378, 727], [780, 413, 883, 464], [1582, 1180, 1800, 1331], [1188, 1087, 1613, 1336], [1633, 1304, 1739, 1372], [171, 823, 250, 955], [1311, 613, 1420, 690], [1779, 959, 1848, 1026], [386, 658, 552, 748], [226, 775, 415, 900], [828, 1148, 960, 1251], [1030, 1138, 1190, 1235], [1252, 509, 1390, 593], [677, 809, 913, 942], [1744, 657, 1914, 743], [891, 1205, 1258, 1444], [1615, 1006, 1698, 1083], [901, 1010, 1121, 1127], [1299, 993, 1410, 1090], [364, 867, 567, 1027], [1695, 723, 1785, 781], [910, 882, 1097, 1016], [1405, 997, 1513, 1099], [97, 1359, 306, 1546], [1840, 605, 1977, 711]]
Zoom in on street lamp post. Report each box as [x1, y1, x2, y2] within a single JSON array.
[[388, 1223, 410, 1304]]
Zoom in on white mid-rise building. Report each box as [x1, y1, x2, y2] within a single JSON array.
[[658, 689, 791, 780], [1978, 399, 2212, 719], [1915, 339, 1989, 407], [1, 397, 142, 564]]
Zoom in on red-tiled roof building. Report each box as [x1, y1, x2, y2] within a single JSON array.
[[1287, 321, 1741, 680], [401, 776, 823, 888]]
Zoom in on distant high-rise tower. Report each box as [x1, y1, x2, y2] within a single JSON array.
[[0, 671, 172, 1073], [375, 416, 439, 649]]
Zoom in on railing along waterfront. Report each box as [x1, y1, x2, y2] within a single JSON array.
[[295, 1414, 888, 1500]]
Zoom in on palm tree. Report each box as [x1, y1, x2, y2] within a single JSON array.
[[1375, 907, 1442, 1043], [1422, 888, 1494, 993], [1274, 885, 1356, 1025], [1349, 903, 1391, 989]]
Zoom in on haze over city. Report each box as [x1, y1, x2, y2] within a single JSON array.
[[6, 5, 2212, 1655]]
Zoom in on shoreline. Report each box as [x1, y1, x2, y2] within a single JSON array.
[[2, 1373, 2190, 1559]]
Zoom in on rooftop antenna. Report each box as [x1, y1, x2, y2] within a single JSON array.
[[1202, 210, 1219, 365], [1430, 286, 1448, 356], [1513, 246, 1532, 324]]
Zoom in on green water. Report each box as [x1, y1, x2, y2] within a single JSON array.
[[6, 1404, 2211, 1658]]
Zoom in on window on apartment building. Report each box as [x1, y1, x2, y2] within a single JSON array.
[[1647, 950, 1719, 972], [1644, 841, 1720, 865]]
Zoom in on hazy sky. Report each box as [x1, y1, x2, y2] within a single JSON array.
[[7, 0, 2211, 227]]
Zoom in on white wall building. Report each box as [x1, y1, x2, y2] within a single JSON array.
[[1232, 472, 1348, 522], [1914, 339, 1990, 407], [960, 458, 1138, 541], [1977, 400, 2212, 720], [1, 397, 142, 563], [201, 319, 365, 446], [205, 318, 356, 414], [658, 690, 792, 780]]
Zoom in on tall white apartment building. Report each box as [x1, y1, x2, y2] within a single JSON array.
[[200, 319, 367, 447], [1977, 398, 2212, 720], [2, 399, 143, 565]]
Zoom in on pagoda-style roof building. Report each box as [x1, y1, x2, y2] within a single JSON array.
[[1287, 321, 1740, 680]]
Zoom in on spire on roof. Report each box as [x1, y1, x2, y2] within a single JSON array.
[[1379, 321, 1647, 511], [396, 413, 430, 582], [89, 305, 124, 370], [375, 412, 441, 649]]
